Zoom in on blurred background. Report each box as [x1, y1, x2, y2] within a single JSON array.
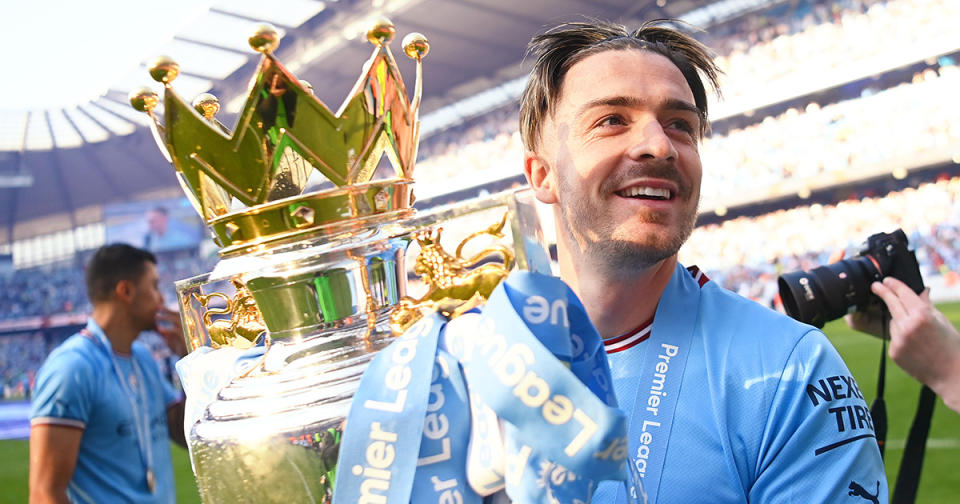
[[1, 0, 958, 501]]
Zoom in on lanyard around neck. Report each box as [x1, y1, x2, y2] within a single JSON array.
[[619, 264, 700, 503], [83, 322, 156, 493]]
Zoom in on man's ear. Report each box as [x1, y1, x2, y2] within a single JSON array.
[[114, 280, 135, 303], [524, 151, 558, 205]]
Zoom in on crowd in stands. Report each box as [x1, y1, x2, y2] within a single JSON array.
[[0, 266, 87, 321], [5, 48, 952, 321], [681, 176, 960, 307], [0, 252, 214, 322], [415, 104, 524, 200], [705, 0, 959, 115], [0, 332, 50, 399], [0, 330, 178, 400], [699, 62, 959, 210]]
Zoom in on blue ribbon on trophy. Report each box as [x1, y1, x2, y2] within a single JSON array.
[[334, 272, 644, 503]]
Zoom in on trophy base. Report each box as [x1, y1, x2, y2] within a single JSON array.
[[191, 419, 341, 503], [189, 312, 395, 503]]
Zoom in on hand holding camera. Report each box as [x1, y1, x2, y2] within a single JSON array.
[[778, 229, 960, 415], [851, 277, 960, 414]]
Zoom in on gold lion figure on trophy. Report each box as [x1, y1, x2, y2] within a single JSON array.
[[192, 279, 266, 348], [390, 213, 515, 335]]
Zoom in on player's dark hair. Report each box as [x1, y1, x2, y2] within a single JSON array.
[[85, 244, 156, 303], [519, 19, 722, 149]]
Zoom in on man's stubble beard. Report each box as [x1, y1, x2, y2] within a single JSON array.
[[556, 169, 698, 276]]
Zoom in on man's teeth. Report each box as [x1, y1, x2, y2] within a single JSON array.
[[618, 186, 672, 199]]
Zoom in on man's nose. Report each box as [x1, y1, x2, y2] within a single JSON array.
[[625, 121, 677, 161]]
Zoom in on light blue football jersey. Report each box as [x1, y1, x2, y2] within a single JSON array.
[[31, 320, 178, 504], [593, 264, 887, 504]]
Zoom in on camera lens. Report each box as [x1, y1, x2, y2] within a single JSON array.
[[777, 255, 880, 328]]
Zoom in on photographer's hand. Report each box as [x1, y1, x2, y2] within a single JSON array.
[[869, 277, 960, 414], [845, 301, 885, 338]]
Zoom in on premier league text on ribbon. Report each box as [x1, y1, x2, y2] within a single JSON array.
[[446, 300, 621, 463], [417, 353, 456, 467], [337, 316, 441, 504], [634, 342, 679, 479], [413, 350, 472, 504]]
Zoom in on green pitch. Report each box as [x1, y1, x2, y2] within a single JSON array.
[[3, 303, 959, 503], [0, 441, 200, 504]]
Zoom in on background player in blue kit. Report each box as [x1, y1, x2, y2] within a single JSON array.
[[519, 20, 888, 503], [29, 244, 187, 503]]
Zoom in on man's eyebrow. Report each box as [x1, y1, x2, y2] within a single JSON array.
[[662, 98, 701, 117], [575, 95, 700, 119]]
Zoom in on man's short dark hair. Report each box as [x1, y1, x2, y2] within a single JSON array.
[[519, 19, 722, 150], [85, 244, 157, 303]]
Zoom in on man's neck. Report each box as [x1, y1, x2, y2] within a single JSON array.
[[559, 247, 677, 339], [91, 306, 139, 355]]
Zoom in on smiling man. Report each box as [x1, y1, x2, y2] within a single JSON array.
[[521, 21, 887, 503]]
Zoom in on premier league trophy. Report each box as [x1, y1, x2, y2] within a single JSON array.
[[129, 18, 568, 503]]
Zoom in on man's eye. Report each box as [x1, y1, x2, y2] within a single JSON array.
[[598, 115, 626, 127], [667, 119, 695, 134]]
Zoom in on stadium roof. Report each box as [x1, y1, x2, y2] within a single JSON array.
[[0, 0, 724, 244]]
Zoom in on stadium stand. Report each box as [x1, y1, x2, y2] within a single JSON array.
[[704, 0, 960, 119], [0, 332, 47, 399], [700, 62, 959, 212], [0, 253, 213, 322], [0, 265, 87, 321]]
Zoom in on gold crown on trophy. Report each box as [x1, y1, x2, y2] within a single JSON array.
[[129, 19, 429, 255]]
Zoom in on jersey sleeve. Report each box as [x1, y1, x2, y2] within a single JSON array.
[[749, 329, 888, 503], [30, 350, 95, 429]]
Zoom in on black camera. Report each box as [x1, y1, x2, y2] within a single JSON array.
[[777, 229, 925, 328]]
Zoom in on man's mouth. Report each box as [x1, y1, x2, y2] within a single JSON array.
[[615, 186, 673, 200]]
